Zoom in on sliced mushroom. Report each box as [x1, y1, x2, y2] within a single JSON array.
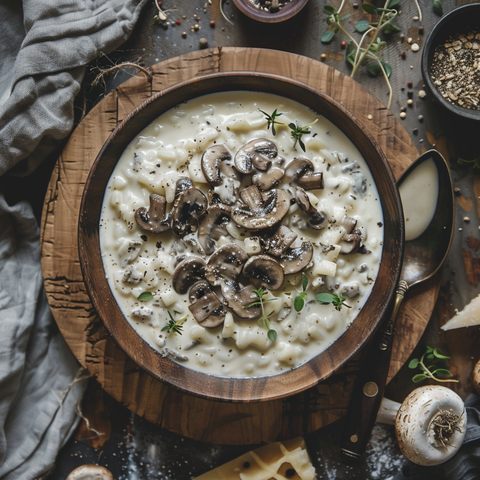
[[232, 187, 290, 231], [342, 282, 361, 298], [286, 156, 314, 179], [243, 255, 284, 290], [66, 465, 114, 480], [201, 144, 237, 185], [286, 186, 326, 231], [286, 156, 324, 190], [278, 241, 314, 274], [172, 257, 206, 294], [263, 225, 298, 257], [234, 138, 277, 173], [175, 176, 194, 196], [198, 205, 231, 255], [339, 232, 362, 254], [340, 215, 358, 234], [205, 243, 249, 286], [171, 187, 208, 236], [221, 280, 261, 320], [188, 280, 226, 327], [294, 171, 324, 190], [135, 194, 171, 233], [252, 166, 285, 191]]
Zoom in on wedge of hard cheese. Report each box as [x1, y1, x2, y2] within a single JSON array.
[[442, 293, 480, 331], [193, 437, 316, 480]]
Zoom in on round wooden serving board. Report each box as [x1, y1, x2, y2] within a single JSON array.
[[40, 47, 438, 445]]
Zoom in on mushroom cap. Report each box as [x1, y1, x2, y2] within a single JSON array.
[[205, 243, 249, 286], [232, 188, 290, 231], [395, 386, 466, 466], [172, 257, 206, 294], [189, 280, 226, 327], [66, 465, 114, 480], [201, 144, 239, 186], [221, 281, 262, 320], [234, 138, 278, 174], [198, 205, 231, 255], [135, 194, 171, 234], [171, 187, 208, 236], [278, 241, 314, 274], [243, 254, 284, 291]]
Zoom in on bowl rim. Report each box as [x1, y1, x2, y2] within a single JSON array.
[[421, 3, 480, 121], [78, 71, 404, 403], [231, 0, 309, 23]]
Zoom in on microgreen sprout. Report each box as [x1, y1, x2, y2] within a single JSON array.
[[316, 292, 351, 311], [161, 310, 186, 335], [322, 0, 400, 109], [247, 287, 278, 342], [294, 272, 309, 312], [259, 109, 318, 152], [408, 346, 458, 383]]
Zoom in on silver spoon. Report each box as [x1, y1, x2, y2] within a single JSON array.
[[340, 149, 454, 463]]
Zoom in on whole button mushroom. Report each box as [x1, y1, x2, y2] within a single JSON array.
[[377, 386, 466, 466], [66, 465, 114, 480]]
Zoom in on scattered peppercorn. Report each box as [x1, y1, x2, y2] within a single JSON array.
[[408, 90, 413, 98], [182, 31, 187, 38], [418, 114, 424, 121], [400, 34, 405, 42], [400, 112, 407, 119], [321, 53, 327, 60], [104, 358, 109, 364], [408, 81, 413, 88], [418, 90, 426, 98], [400, 106, 406, 112], [199, 37, 208, 48], [210, 20, 215, 27], [341, 41, 346, 49], [464, 216, 470, 223], [407, 99, 413, 106], [401, 52, 406, 58], [413, 128, 418, 134], [175, 19, 181, 25], [194, 23, 200, 30], [454, 187, 461, 195], [353, 2, 359, 7], [419, 26, 424, 34]]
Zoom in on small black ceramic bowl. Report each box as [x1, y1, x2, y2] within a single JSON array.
[[421, 3, 480, 121]]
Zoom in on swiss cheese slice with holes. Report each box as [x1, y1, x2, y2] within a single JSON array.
[[193, 437, 316, 480], [441, 293, 480, 330]]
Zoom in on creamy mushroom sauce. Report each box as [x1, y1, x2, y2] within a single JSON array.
[[99, 91, 384, 377]]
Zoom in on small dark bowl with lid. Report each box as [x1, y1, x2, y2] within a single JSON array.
[[232, 0, 309, 23], [421, 3, 480, 121]]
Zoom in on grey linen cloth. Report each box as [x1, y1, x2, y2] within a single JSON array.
[[0, 0, 147, 478]]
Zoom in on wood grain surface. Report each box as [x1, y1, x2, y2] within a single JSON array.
[[40, 47, 438, 444]]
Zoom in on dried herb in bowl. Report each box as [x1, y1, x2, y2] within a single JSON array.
[[430, 31, 480, 110]]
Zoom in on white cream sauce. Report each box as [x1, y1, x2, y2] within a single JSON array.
[[399, 158, 439, 241], [99, 91, 384, 378]]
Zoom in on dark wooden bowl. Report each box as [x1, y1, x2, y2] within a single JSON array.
[[232, 0, 309, 23], [421, 3, 480, 121], [79, 72, 404, 402]]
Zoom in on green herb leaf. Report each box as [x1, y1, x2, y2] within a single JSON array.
[[138, 291, 154, 301], [431, 368, 454, 378], [355, 20, 371, 33], [362, 3, 377, 15], [323, 4, 336, 15], [412, 373, 429, 383], [161, 311, 185, 335], [433, 0, 443, 16], [387, 0, 400, 7], [151, 15, 158, 25], [433, 348, 451, 360], [302, 272, 309, 292], [321, 30, 336, 44], [316, 293, 335, 304], [367, 61, 392, 78], [408, 358, 419, 369], [383, 22, 401, 34], [268, 329, 278, 342], [294, 296, 305, 312]]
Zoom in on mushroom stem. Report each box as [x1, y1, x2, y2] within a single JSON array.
[[376, 397, 401, 425]]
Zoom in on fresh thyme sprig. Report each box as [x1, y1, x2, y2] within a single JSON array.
[[294, 273, 309, 312], [322, 1, 400, 109], [316, 292, 351, 311], [259, 109, 318, 152], [161, 310, 186, 335], [408, 346, 458, 383], [248, 287, 278, 342]]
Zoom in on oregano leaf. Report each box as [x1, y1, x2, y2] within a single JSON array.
[[408, 358, 419, 369], [433, 0, 443, 16], [138, 291, 154, 301], [362, 3, 377, 15], [321, 30, 336, 44], [268, 329, 277, 342], [323, 4, 336, 15], [355, 20, 371, 33], [412, 373, 428, 383]]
